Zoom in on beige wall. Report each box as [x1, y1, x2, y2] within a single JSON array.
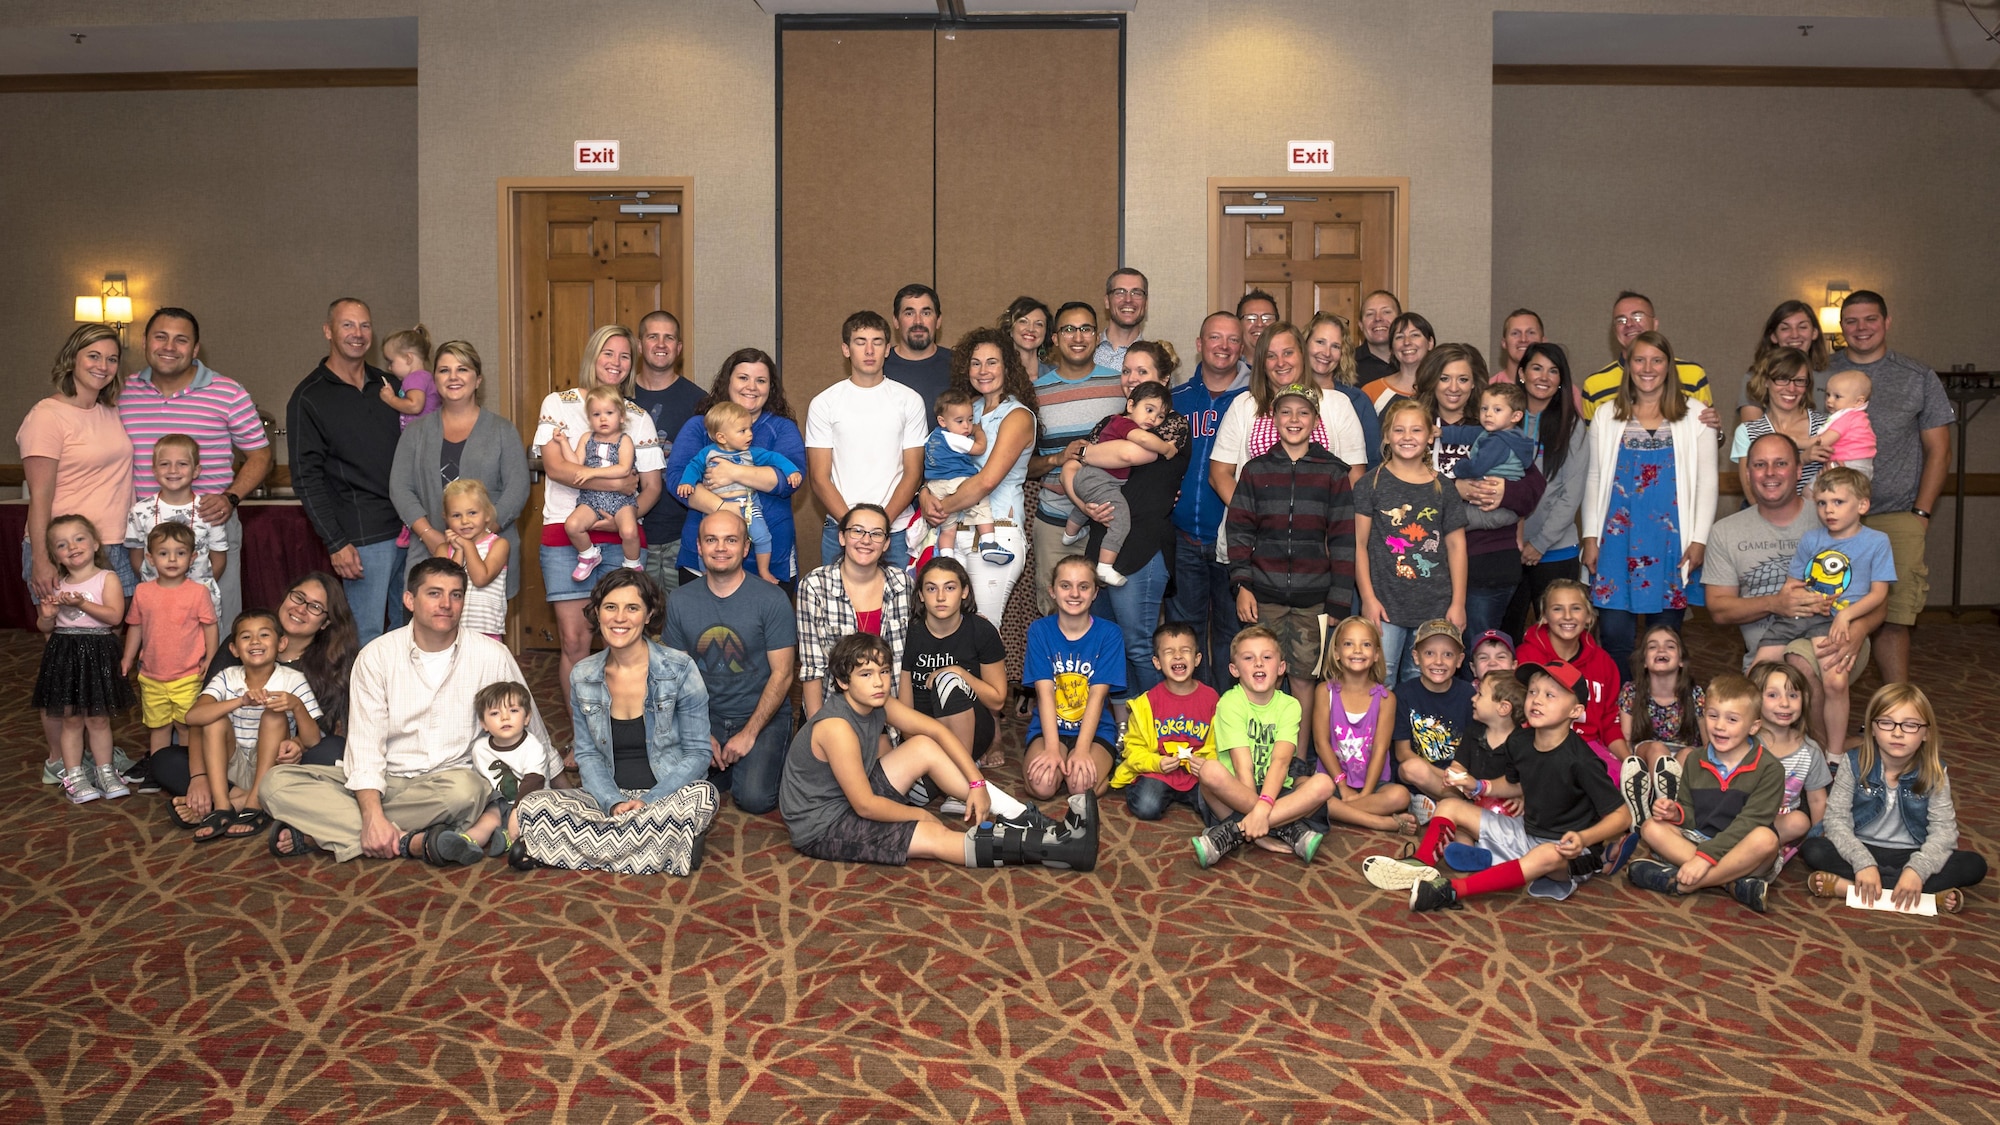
[[0, 85, 418, 462], [1493, 82, 2000, 605]]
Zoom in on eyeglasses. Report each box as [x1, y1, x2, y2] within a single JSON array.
[[1107, 287, 1147, 299], [843, 527, 890, 542], [1613, 314, 1653, 328], [1241, 313, 1276, 326], [1872, 717, 1929, 735], [286, 589, 328, 618], [1055, 325, 1098, 338], [1770, 373, 1811, 387]]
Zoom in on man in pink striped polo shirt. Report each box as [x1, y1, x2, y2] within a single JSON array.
[[119, 307, 273, 630]]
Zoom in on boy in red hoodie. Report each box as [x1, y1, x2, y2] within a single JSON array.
[[1514, 578, 1626, 783]]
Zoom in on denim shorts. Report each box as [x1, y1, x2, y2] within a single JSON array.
[[539, 540, 633, 602]]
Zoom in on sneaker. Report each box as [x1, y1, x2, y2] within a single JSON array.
[[94, 763, 129, 800], [42, 758, 62, 785], [1060, 526, 1087, 546], [1441, 842, 1493, 872], [1602, 831, 1641, 876], [1408, 792, 1436, 826], [1362, 854, 1438, 891], [61, 765, 102, 805], [1269, 821, 1324, 864], [1731, 876, 1770, 914], [1619, 756, 1652, 827], [1096, 563, 1127, 588], [1625, 857, 1682, 896], [978, 540, 1015, 565], [123, 761, 161, 794], [1410, 871, 1462, 912], [938, 797, 968, 817], [1191, 818, 1246, 868], [1653, 755, 1682, 806], [905, 778, 933, 807], [570, 549, 602, 583]]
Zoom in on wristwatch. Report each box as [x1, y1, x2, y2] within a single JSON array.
[[1911, 507, 1932, 520], [224, 492, 242, 508]]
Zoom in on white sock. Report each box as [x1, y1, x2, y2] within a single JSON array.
[[985, 784, 1027, 821], [621, 558, 643, 569], [578, 546, 600, 560]]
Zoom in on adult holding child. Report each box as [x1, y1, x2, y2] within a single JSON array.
[[916, 326, 1037, 624], [1509, 342, 1589, 637], [1730, 347, 1827, 493], [663, 347, 808, 589], [390, 340, 530, 602]]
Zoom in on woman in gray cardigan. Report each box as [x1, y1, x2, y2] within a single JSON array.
[[389, 340, 530, 597]]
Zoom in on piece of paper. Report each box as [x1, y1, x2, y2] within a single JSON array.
[[1845, 885, 1939, 917]]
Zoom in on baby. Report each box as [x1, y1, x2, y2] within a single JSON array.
[[1818, 369, 1876, 479], [915, 389, 1010, 565], [1059, 381, 1174, 588], [562, 384, 642, 582], [1450, 382, 1536, 482], [676, 401, 804, 583]]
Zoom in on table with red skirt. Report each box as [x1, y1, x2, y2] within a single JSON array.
[[0, 501, 333, 630]]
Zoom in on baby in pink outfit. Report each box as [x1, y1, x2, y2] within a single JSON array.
[[1819, 369, 1876, 478]]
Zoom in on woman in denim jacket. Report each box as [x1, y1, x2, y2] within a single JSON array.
[[1800, 683, 1986, 914], [513, 569, 720, 875]]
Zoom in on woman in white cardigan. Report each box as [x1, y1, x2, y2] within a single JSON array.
[[1580, 330, 1717, 675]]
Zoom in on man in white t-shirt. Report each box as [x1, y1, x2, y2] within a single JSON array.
[[805, 310, 929, 566]]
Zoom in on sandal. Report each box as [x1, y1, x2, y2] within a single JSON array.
[[1806, 871, 1842, 899], [268, 820, 317, 859], [1938, 888, 1966, 915], [191, 809, 237, 844], [976, 747, 1006, 770], [166, 797, 207, 831], [223, 808, 273, 839]]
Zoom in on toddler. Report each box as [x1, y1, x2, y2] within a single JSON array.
[[1817, 369, 1875, 478], [676, 400, 804, 583], [379, 323, 440, 430], [1059, 381, 1175, 588], [120, 523, 220, 754], [125, 434, 228, 615], [425, 682, 550, 866], [36, 514, 132, 804], [441, 478, 510, 641], [561, 384, 644, 581], [1450, 382, 1536, 482], [915, 389, 1009, 565]]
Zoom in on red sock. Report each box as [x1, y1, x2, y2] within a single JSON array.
[[1453, 860, 1528, 899], [1417, 817, 1456, 866]]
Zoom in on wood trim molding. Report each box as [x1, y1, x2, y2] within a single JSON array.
[[1493, 64, 2000, 90], [0, 69, 417, 93], [1206, 175, 1413, 316]]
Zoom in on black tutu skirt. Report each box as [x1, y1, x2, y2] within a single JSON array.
[[33, 630, 133, 717]]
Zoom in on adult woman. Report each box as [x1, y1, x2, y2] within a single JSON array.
[[918, 326, 1036, 623], [1581, 331, 1717, 673], [532, 325, 666, 702], [797, 504, 912, 718], [1360, 312, 1435, 412], [1303, 312, 1382, 471], [1730, 347, 1827, 493], [512, 570, 718, 876], [20, 325, 134, 600], [1079, 340, 1193, 695], [390, 340, 530, 598], [1739, 300, 1831, 425], [1417, 342, 1488, 472], [1511, 342, 1590, 637], [1000, 296, 1055, 377], [663, 348, 807, 588], [1490, 308, 1544, 384], [901, 557, 1009, 768]]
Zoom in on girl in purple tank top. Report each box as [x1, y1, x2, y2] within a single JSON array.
[[1312, 616, 1418, 835]]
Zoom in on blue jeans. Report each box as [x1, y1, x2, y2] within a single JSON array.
[[1464, 584, 1514, 649], [346, 539, 408, 648], [1097, 551, 1168, 699], [821, 516, 907, 570], [706, 701, 792, 815], [1164, 531, 1238, 692], [1123, 775, 1200, 821], [1595, 607, 1683, 680], [1381, 621, 1418, 686]]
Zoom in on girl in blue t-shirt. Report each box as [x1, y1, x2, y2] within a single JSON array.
[[1023, 555, 1126, 802]]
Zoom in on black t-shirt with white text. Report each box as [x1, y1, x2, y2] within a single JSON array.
[[901, 613, 1004, 715]]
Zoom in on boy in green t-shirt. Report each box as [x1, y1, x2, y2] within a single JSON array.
[[1190, 626, 1336, 867]]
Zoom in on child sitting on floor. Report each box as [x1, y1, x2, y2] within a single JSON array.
[[1023, 556, 1126, 801], [1750, 660, 1831, 871], [1466, 629, 1516, 681], [1444, 669, 1527, 820], [1190, 626, 1336, 867], [1110, 622, 1220, 822], [1392, 619, 1475, 824], [420, 681, 553, 866], [182, 610, 322, 843], [1313, 616, 1414, 836]]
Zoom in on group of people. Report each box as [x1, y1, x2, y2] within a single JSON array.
[[20, 276, 1984, 911]]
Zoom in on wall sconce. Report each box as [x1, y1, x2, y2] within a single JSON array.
[[1817, 280, 1851, 349], [74, 272, 132, 349]]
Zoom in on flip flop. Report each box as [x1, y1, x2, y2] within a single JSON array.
[[223, 808, 273, 839], [166, 797, 209, 831]]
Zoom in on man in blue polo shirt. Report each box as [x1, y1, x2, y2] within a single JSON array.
[[1167, 311, 1250, 689]]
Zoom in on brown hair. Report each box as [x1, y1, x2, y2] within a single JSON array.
[[1628, 624, 1700, 746], [1413, 343, 1490, 422], [947, 327, 1037, 412], [697, 347, 793, 422], [51, 324, 123, 405], [828, 632, 895, 692], [43, 513, 103, 573], [474, 680, 532, 717], [1754, 300, 1830, 372], [1124, 339, 1180, 385], [1612, 330, 1689, 423], [1481, 381, 1529, 415], [1248, 323, 1307, 415], [1482, 669, 1527, 724], [144, 521, 197, 554], [1745, 346, 1813, 413], [1706, 672, 1763, 722], [1813, 465, 1872, 502]]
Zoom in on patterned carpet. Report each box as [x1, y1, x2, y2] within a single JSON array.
[[2, 619, 1995, 1123]]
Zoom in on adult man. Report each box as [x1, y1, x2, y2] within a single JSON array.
[[288, 298, 408, 646], [1167, 312, 1251, 688], [1821, 290, 1954, 686], [1492, 308, 1545, 384], [883, 283, 952, 414], [630, 310, 706, 594], [663, 509, 797, 814], [119, 307, 272, 629], [1236, 290, 1280, 354], [1028, 302, 1125, 613], [1094, 268, 1148, 372], [261, 557, 554, 861], [805, 310, 928, 565], [1354, 289, 1401, 385], [1704, 432, 1877, 676], [1579, 291, 1711, 421]]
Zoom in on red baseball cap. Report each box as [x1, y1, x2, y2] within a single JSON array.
[[1515, 658, 1585, 697]]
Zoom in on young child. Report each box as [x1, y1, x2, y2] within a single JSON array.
[[1353, 398, 1468, 685], [440, 478, 510, 642], [1750, 660, 1831, 870], [1023, 556, 1127, 800], [378, 323, 440, 429], [1059, 381, 1175, 588], [1449, 382, 1536, 482], [1443, 669, 1528, 821], [1613, 623, 1706, 807], [914, 388, 1009, 566], [1372, 660, 1630, 912], [1801, 683, 1986, 916], [675, 400, 805, 582], [120, 523, 220, 755], [1110, 622, 1220, 822], [1816, 369, 1876, 478], [36, 514, 133, 804], [1467, 629, 1516, 681], [1625, 673, 1785, 913], [1225, 383, 1357, 710], [1192, 626, 1335, 866], [1313, 616, 1414, 835], [1753, 467, 1894, 748], [1392, 620, 1476, 822], [422, 681, 550, 866], [1516, 578, 1627, 782], [561, 384, 644, 581], [125, 434, 229, 615], [182, 610, 322, 842], [779, 632, 1096, 870]]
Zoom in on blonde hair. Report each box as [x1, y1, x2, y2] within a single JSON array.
[[51, 324, 122, 405], [1813, 465, 1872, 502], [577, 324, 637, 396], [1539, 577, 1596, 625], [382, 323, 432, 366], [705, 400, 756, 437], [43, 513, 104, 575], [1858, 683, 1945, 794], [1304, 312, 1359, 387], [1612, 330, 1690, 423], [1705, 672, 1763, 720], [442, 478, 497, 529], [152, 433, 201, 466], [582, 383, 626, 418], [1320, 615, 1386, 683]]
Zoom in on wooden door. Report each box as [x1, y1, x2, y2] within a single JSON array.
[[1217, 190, 1398, 328], [512, 189, 685, 649]]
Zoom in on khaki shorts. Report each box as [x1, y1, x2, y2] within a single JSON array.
[[1864, 510, 1929, 626], [1256, 602, 1325, 680], [136, 673, 201, 729], [1783, 634, 1871, 681]]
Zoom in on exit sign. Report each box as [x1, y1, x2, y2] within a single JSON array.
[[1286, 140, 1334, 171], [574, 140, 620, 170]]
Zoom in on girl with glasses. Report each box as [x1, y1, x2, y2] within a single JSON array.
[[796, 504, 912, 719]]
